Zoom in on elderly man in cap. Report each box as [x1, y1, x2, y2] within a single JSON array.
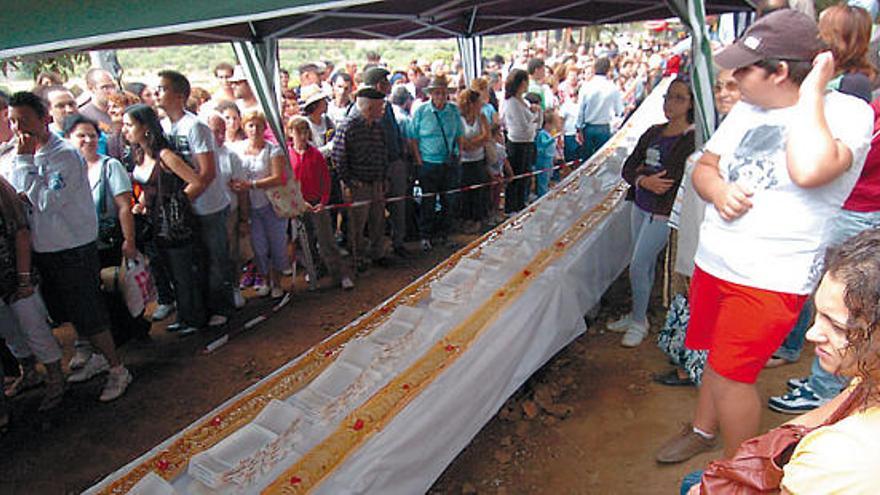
[[409, 74, 464, 251], [332, 87, 390, 272], [361, 66, 412, 257]]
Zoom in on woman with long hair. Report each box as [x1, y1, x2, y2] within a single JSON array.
[[502, 68, 541, 213], [457, 88, 491, 231], [216, 100, 247, 153], [124, 104, 204, 335], [608, 77, 695, 347]]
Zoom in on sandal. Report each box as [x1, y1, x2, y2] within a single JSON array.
[[652, 369, 695, 387]]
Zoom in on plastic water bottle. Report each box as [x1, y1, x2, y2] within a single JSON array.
[[413, 180, 423, 206]]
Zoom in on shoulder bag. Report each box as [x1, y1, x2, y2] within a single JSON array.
[[154, 157, 196, 247], [96, 157, 123, 252], [433, 110, 460, 167]]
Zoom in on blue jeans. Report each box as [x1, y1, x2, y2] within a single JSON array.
[[629, 206, 670, 324], [161, 242, 205, 327], [563, 134, 581, 163], [775, 209, 880, 397], [534, 159, 552, 198], [581, 124, 612, 160], [197, 207, 234, 317], [680, 470, 704, 495]]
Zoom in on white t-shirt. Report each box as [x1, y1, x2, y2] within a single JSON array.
[[89, 156, 132, 217], [559, 98, 580, 136], [240, 142, 285, 210], [216, 145, 245, 211], [162, 111, 229, 215], [695, 93, 873, 295]]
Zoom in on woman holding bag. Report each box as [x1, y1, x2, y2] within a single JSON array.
[[124, 104, 205, 335], [683, 228, 880, 494], [230, 110, 289, 299], [64, 114, 150, 345]]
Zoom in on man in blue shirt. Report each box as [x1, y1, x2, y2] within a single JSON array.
[[409, 75, 463, 251]]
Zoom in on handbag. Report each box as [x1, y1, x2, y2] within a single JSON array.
[[96, 157, 123, 251], [699, 386, 867, 494], [265, 147, 308, 219], [433, 110, 460, 167], [154, 157, 196, 247]]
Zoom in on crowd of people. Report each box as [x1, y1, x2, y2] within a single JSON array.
[[0, 33, 675, 423]]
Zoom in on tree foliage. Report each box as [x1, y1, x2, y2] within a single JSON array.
[[1, 52, 90, 82]]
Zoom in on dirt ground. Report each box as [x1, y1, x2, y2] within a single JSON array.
[[0, 238, 811, 495]]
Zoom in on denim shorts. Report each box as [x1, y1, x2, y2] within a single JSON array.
[[34, 242, 110, 337]]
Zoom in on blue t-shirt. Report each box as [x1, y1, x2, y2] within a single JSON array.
[[410, 102, 464, 165]]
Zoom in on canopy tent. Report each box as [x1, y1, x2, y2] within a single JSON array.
[[1, 0, 753, 58]]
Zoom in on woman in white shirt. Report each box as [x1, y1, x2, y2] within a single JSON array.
[[458, 89, 491, 231], [502, 69, 541, 213], [230, 111, 288, 299]]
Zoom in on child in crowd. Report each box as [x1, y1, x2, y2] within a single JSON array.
[[655, 10, 874, 465], [287, 117, 354, 290], [534, 109, 559, 198], [489, 124, 513, 223]]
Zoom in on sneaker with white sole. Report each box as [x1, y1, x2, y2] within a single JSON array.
[[254, 284, 270, 297], [68, 343, 93, 370], [341, 276, 355, 290], [67, 353, 110, 383], [99, 367, 132, 402], [786, 376, 809, 392], [607, 314, 633, 333], [270, 287, 284, 299], [208, 315, 228, 327], [151, 303, 175, 321], [768, 383, 829, 414], [621, 321, 649, 347], [420, 239, 432, 252]]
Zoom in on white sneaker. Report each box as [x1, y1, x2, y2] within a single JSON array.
[[420, 239, 432, 252], [233, 288, 246, 309], [254, 284, 270, 297], [341, 276, 355, 290], [67, 353, 110, 383], [99, 367, 132, 402], [208, 314, 228, 327], [606, 314, 633, 333], [621, 321, 649, 348], [151, 303, 175, 321], [270, 287, 285, 299], [68, 344, 93, 370]]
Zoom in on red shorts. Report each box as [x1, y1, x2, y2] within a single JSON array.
[[685, 266, 808, 384]]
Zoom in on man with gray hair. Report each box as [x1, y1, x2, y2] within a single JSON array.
[[332, 87, 390, 272]]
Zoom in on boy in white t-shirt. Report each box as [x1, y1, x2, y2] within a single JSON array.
[[655, 10, 873, 464]]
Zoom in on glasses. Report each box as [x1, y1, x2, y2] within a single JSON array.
[[714, 81, 739, 93]]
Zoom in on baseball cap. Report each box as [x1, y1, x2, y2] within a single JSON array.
[[714, 9, 825, 70], [363, 67, 390, 87]]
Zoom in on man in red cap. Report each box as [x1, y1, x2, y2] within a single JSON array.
[[655, 9, 873, 464]]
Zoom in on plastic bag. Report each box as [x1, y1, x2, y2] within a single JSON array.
[[122, 254, 156, 317]]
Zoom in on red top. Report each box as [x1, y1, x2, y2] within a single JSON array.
[[289, 144, 331, 205], [843, 98, 880, 212]]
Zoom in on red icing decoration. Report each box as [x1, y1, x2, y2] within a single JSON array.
[[523, 269, 532, 277], [211, 416, 222, 426], [290, 476, 302, 485], [324, 349, 333, 357], [353, 419, 365, 431], [497, 291, 505, 297], [156, 459, 170, 471], [445, 344, 457, 352], [402, 383, 411, 390]]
